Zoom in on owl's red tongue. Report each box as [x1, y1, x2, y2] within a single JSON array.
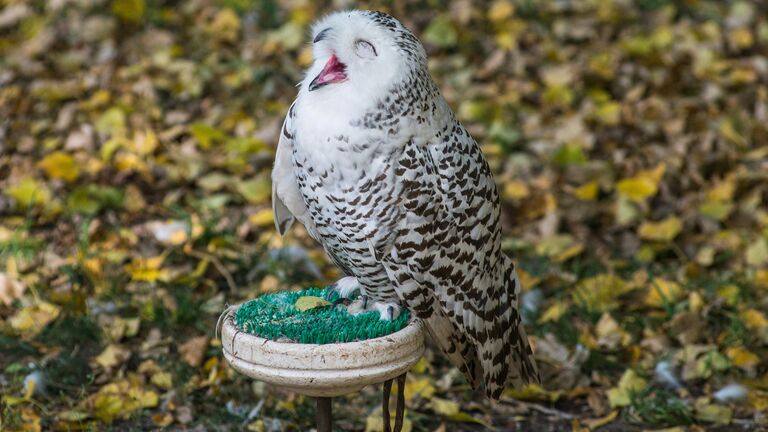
[[308, 54, 347, 91]]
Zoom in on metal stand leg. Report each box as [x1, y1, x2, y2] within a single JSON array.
[[316, 397, 333, 432], [394, 373, 406, 432], [382, 373, 407, 432], [382, 379, 393, 432]]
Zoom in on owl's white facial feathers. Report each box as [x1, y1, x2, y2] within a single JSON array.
[[302, 11, 415, 103]]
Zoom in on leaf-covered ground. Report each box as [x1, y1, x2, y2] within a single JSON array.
[[1, 0, 768, 430]]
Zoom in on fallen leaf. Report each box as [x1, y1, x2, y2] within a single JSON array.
[[616, 163, 665, 203], [694, 398, 732, 424], [83, 378, 159, 423], [403, 377, 435, 400], [746, 238, 768, 267], [179, 336, 209, 367], [638, 216, 682, 242], [607, 369, 647, 407], [6, 178, 52, 209], [38, 151, 80, 182], [94, 344, 131, 369], [582, 409, 618, 430], [294, 296, 331, 312], [0, 273, 26, 306], [645, 278, 684, 307], [595, 313, 631, 350], [429, 397, 460, 416], [573, 181, 599, 201], [9, 301, 61, 337], [573, 274, 633, 311]]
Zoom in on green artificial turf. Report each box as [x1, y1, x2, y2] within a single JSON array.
[[234, 287, 410, 344]]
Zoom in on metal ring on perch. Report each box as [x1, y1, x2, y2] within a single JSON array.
[[220, 306, 425, 431]]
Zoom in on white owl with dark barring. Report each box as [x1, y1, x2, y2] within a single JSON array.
[[271, 10, 539, 398]]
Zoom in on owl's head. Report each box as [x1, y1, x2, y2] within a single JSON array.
[[303, 11, 426, 97]]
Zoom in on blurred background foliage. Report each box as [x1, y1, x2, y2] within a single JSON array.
[[1, 0, 768, 430]]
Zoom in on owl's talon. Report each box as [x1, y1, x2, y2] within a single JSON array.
[[374, 302, 401, 321]]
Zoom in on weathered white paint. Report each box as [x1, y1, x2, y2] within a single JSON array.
[[220, 309, 425, 397]]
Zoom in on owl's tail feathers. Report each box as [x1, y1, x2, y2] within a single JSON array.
[[503, 317, 540, 389], [480, 265, 541, 400], [421, 307, 483, 390]]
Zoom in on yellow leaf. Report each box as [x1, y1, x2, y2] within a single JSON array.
[[294, 296, 331, 312], [9, 301, 61, 337], [694, 398, 732, 425], [741, 308, 768, 330], [150, 371, 173, 390], [505, 383, 563, 402], [536, 234, 576, 258], [695, 246, 715, 266], [607, 369, 647, 407], [595, 101, 621, 125], [638, 216, 682, 242], [132, 129, 158, 156], [429, 397, 460, 416], [6, 178, 52, 209], [94, 344, 131, 369], [707, 178, 736, 202], [403, 377, 435, 400], [689, 291, 705, 312], [755, 270, 768, 291], [210, 8, 240, 42], [56, 410, 91, 422], [236, 178, 271, 204], [616, 177, 657, 203], [20, 407, 41, 432], [488, 1, 515, 22], [503, 180, 530, 200], [409, 357, 429, 374], [85, 378, 159, 423], [112, 0, 144, 23], [573, 274, 633, 311], [114, 152, 149, 174], [151, 412, 174, 427], [555, 243, 584, 263], [726, 346, 760, 370], [615, 196, 639, 224], [573, 181, 599, 201], [729, 27, 754, 49], [38, 151, 80, 182], [125, 255, 168, 282], [645, 278, 684, 307], [517, 268, 540, 291], [583, 410, 619, 430], [247, 420, 265, 432], [616, 163, 665, 203], [717, 284, 740, 306], [746, 238, 768, 267], [249, 208, 274, 227], [538, 301, 567, 323]]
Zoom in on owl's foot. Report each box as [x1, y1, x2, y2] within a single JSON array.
[[327, 276, 361, 301], [345, 295, 369, 314], [373, 301, 402, 321]]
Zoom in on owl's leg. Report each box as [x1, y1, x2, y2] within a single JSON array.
[[327, 276, 361, 301]]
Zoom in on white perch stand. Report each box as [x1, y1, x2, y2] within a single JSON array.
[[220, 308, 425, 431]]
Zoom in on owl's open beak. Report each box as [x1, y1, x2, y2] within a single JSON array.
[[308, 54, 347, 91]]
